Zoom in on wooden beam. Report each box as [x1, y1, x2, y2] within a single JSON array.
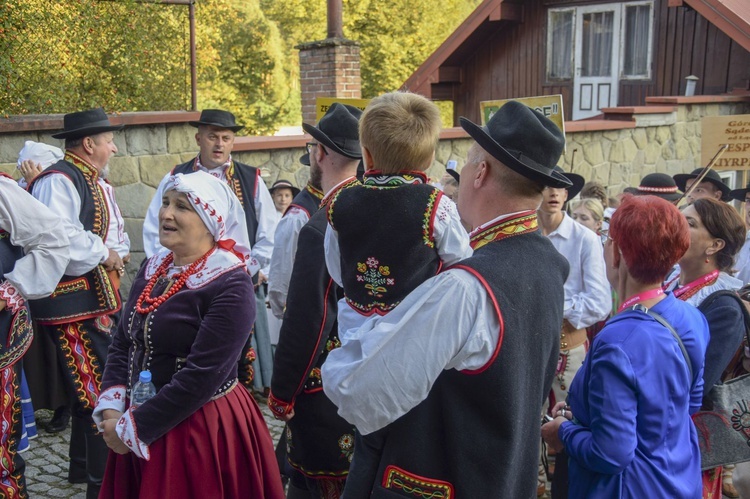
[[438, 66, 463, 83], [668, 0, 684, 6]]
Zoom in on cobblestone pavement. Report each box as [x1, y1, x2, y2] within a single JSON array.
[[24, 396, 285, 498]]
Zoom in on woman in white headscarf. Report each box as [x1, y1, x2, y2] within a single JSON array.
[[93, 172, 284, 499]]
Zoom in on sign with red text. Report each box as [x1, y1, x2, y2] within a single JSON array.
[[702, 115, 750, 170]]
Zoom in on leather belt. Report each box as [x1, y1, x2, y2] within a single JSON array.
[[560, 320, 587, 351]]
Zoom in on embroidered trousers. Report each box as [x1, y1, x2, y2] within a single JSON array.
[[42, 316, 113, 499], [0, 362, 27, 498]]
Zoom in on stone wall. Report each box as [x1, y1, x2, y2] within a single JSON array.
[[0, 98, 748, 295]]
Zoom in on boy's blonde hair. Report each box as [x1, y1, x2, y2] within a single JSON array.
[[359, 92, 441, 174]]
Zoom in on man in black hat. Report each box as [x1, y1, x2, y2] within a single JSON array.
[[27, 107, 127, 499], [267, 103, 362, 321], [142, 108, 278, 393], [322, 101, 570, 497], [634, 173, 683, 201], [267, 103, 362, 498], [674, 168, 732, 205]]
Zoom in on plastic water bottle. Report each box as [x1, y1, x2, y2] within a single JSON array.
[[131, 371, 156, 409]]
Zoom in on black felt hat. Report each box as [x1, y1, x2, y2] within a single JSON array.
[[552, 166, 585, 199], [729, 181, 750, 202], [446, 169, 460, 183], [299, 153, 310, 166], [302, 103, 363, 159], [636, 173, 682, 201], [269, 179, 300, 198], [673, 168, 732, 202], [188, 109, 244, 132], [459, 101, 571, 188], [51, 108, 124, 140]]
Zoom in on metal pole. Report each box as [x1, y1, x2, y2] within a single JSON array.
[[327, 0, 343, 38], [189, 1, 197, 111]]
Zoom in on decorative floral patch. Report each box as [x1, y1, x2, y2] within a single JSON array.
[[731, 399, 750, 444], [338, 433, 354, 463], [356, 257, 395, 299]]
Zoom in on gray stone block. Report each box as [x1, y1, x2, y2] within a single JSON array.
[[126, 125, 167, 156], [139, 154, 181, 188], [113, 130, 128, 157], [124, 217, 144, 253], [0, 134, 29, 164], [166, 124, 198, 154], [114, 183, 156, 219], [107, 156, 140, 186]]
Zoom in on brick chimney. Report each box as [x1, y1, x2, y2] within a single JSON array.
[[297, 0, 361, 124]]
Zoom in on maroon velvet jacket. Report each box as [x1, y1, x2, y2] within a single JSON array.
[[101, 257, 255, 445]]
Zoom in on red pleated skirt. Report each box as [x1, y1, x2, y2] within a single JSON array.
[[99, 385, 285, 499]]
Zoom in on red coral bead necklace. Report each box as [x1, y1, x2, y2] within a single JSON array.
[[135, 246, 215, 314]]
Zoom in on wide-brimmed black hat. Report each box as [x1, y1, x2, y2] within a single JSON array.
[[459, 101, 571, 188], [446, 169, 460, 183], [188, 109, 244, 132], [299, 153, 310, 166], [302, 103, 362, 159], [51, 108, 124, 140], [673, 168, 731, 202], [635, 173, 682, 201], [729, 181, 750, 202], [269, 179, 300, 198], [552, 166, 585, 199]]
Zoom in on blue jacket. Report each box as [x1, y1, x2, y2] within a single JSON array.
[[560, 293, 708, 498]]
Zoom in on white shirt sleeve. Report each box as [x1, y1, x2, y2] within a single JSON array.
[[565, 230, 612, 329], [0, 180, 70, 298], [143, 173, 170, 258], [321, 269, 499, 435], [251, 180, 276, 271], [31, 174, 108, 276], [100, 180, 130, 258], [432, 195, 472, 266], [267, 208, 310, 318], [323, 224, 343, 287]]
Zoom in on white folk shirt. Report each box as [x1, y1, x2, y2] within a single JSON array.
[[734, 231, 750, 285], [321, 218, 530, 436], [31, 173, 125, 277], [267, 206, 311, 318], [323, 185, 473, 337], [100, 180, 131, 258], [545, 213, 611, 329], [0, 177, 70, 310], [142, 158, 276, 276]]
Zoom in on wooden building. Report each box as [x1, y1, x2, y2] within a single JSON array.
[[402, 0, 750, 123]]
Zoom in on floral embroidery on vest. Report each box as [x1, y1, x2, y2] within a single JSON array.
[[356, 257, 395, 299], [338, 433, 354, 463], [64, 151, 109, 240]]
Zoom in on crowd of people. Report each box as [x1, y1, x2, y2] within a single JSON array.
[[0, 95, 748, 499]]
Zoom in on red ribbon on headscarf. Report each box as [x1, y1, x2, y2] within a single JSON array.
[[217, 239, 247, 263]]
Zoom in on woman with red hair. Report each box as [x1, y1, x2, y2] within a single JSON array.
[[542, 195, 709, 498]]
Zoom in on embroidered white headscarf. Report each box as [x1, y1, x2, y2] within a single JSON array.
[[163, 171, 252, 267], [17, 141, 64, 169]]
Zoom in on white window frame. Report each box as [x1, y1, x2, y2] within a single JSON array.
[[547, 2, 655, 82], [546, 8, 576, 81], [619, 1, 655, 80]]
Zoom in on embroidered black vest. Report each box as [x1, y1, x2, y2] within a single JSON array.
[[0, 229, 32, 369], [172, 159, 260, 246], [285, 184, 324, 218], [327, 172, 442, 315], [27, 156, 121, 324], [369, 213, 569, 499]]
